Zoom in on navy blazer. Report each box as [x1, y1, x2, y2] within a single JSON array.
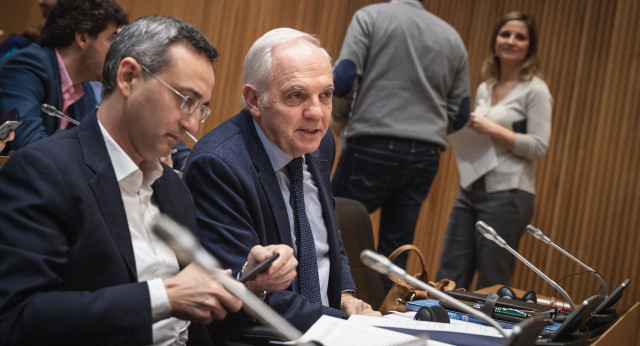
[[0, 113, 200, 345], [184, 109, 356, 332], [0, 43, 96, 153]]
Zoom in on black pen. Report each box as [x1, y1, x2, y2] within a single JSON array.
[[238, 252, 280, 283]]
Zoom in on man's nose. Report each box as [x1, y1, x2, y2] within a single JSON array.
[[180, 113, 200, 136], [303, 97, 324, 119]]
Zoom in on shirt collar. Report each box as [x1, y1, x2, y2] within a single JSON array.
[[98, 120, 163, 186], [392, 0, 423, 8], [253, 119, 302, 172], [55, 49, 84, 113]]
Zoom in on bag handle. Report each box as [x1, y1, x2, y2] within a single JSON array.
[[386, 244, 428, 282]]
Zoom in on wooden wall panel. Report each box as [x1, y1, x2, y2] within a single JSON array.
[[0, 0, 638, 311]]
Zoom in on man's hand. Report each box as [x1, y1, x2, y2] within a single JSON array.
[[244, 244, 297, 294], [164, 264, 243, 324], [0, 130, 15, 152], [340, 292, 381, 316]]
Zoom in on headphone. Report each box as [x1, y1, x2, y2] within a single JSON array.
[[414, 305, 450, 323], [497, 286, 538, 304]]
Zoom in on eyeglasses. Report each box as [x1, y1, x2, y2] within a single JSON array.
[[140, 64, 211, 123]]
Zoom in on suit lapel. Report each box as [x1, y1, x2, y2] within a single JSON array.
[[305, 149, 338, 251], [240, 111, 293, 246], [43, 47, 61, 132], [80, 113, 138, 280], [152, 171, 182, 226]]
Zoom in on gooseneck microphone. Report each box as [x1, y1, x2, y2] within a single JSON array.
[[476, 221, 576, 310], [360, 249, 509, 337], [152, 214, 304, 342], [526, 225, 609, 297], [41, 103, 80, 125]]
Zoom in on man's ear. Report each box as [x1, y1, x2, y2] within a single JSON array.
[[117, 57, 142, 98], [242, 84, 262, 118], [74, 32, 91, 50]]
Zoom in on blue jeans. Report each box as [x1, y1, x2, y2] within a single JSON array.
[[332, 136, 441, 290], [436, 178, 534, 290]]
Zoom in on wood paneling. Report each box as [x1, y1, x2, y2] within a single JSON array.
[[1, 0, 637, 311]]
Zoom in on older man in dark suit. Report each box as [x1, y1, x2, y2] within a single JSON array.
[[184, 28, 380, 337], [0, 16, 246, 345]]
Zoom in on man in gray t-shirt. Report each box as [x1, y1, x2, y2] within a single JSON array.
[[331, 0, 470, 290]]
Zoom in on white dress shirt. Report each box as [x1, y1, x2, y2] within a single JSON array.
[[99, 121, 189, 346]]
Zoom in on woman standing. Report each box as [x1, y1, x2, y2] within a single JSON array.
[[436, 12, 552, 290]]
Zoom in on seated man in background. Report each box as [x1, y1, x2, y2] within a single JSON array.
[[184, 28, 380, 336], [0, 0, 128, 154], [0, 15, 252, 345]]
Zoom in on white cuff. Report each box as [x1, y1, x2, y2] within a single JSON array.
[[148, 278, 172, 323]]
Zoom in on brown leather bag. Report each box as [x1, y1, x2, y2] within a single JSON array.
[[379, 245, 456, 315]]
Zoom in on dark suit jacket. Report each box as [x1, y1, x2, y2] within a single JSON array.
[[184, 109, 355, 333], [0, 43, 96, 153], [0, 112, 202, 345]]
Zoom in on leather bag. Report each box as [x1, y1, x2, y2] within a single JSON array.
[[379, 245, 456, 314]]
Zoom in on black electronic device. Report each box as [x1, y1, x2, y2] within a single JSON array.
[[0, 108, 21, 140], [595, 278, 629, 314], [238, 252, 280, 283], [536, 295, 602, 344]]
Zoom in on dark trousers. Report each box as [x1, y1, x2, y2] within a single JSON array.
[[331, 136, 441, 291], [436, 178, 534, 290]]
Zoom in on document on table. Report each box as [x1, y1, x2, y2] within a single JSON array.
[[448, 126, 498, 188], [349, 314, 507, 346], [271, 315, 450, 346]]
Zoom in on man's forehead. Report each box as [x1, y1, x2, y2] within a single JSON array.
[[272, 38, 324, 59], [272, 43, 330, 71]]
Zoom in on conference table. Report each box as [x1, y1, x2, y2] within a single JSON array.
[[475, 285, 640, 345]]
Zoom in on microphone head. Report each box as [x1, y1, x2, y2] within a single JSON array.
[[41, 103, 57, 115], [526, 225, 551, 244], [526, 225, 542, 237], [475, 221, 496, 240], [360, 249, 392, 275], [476, 221, 507, 248]]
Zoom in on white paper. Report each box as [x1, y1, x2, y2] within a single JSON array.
[[271, 315, 446, 346], [447, 127, 498, 188], [349, 314, 508, 338]]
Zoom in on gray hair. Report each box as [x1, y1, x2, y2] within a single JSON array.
[[242, 27, 330, 107], [102, 15, 218, 98]]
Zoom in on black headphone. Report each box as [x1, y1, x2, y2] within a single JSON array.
[[414, 305, 450, 323], [497, 286, 538, 304]]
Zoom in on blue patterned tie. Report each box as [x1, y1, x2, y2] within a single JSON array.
[[286, 157, 322, 304]]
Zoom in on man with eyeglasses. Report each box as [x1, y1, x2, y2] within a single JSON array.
[[0, 16, 261, 346]]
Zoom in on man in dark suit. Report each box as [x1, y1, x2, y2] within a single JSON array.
[[183, 28, 380, 335], [0, 16, 245, 345], [0, 0, 128, 153]]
